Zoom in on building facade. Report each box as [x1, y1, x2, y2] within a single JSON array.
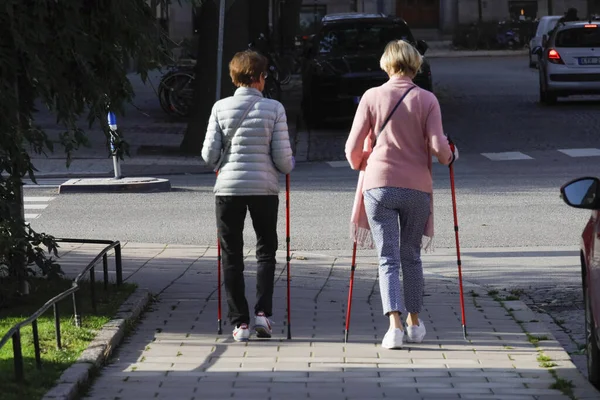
[[300, 0, 591, 32]]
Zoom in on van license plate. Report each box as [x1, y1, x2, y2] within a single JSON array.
[[579, 57, 600, 65]]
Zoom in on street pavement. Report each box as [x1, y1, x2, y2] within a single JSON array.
[[22, 55, 600, 397], [51, 242, 599, 400]]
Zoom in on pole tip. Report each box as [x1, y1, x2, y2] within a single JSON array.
[[344, 330, 349, 344], [463, 325, 468, 340]]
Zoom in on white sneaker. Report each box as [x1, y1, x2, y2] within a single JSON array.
[[381, 328, 404, 349], [254, 312, 273, 338], [233, 323, 250, 342], [406, 320, 426, 343]]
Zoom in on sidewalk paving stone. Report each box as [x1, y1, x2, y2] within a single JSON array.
[[48, 242, 600, 399]]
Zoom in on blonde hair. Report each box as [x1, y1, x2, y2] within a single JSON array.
[[229, 50, 268, 87], [379, 40, 423, 78]]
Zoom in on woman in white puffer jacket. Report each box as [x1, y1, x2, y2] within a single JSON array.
[[202, 50, 294, 342]]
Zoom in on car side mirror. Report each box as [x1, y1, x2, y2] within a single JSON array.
[[532, 46, 542, 56], [416, 39, 428, 55], [560, 177, 600, 209]]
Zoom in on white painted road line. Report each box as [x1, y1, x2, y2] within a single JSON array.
[[327, 161, 349, 168], [558, 148, 600, 158], [25, 213, 40, 220], [24, 204, 49, 210], [24, 196, 55, 202], [481, 152, 533, 161]]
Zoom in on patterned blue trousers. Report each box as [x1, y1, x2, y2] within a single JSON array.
[[364, 187, 431, 316]]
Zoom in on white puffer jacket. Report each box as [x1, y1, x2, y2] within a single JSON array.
[[202, 87, 294, 196]]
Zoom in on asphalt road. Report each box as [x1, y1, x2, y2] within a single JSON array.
[[23, 158, 597, 250]]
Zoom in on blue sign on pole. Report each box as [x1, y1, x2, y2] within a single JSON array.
[[108, 112, 117, 152], [107, 111, 122, 179]]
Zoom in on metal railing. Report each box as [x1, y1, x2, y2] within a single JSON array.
[[0, 238, 123, 382]]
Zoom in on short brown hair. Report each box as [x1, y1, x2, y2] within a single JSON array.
[[229, 51, 268, 87]]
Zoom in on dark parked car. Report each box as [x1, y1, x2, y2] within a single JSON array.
[[301, 13, 432, 127], [561, 177, 600, 389]]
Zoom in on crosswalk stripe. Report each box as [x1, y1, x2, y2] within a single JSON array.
[[559, 148, 600, 157], [481, 152, 533, 161], [327, 161, 348, 168], [24, 196, 55, 202], [24, 204, 49, 210], [25, 213, 40, 219]]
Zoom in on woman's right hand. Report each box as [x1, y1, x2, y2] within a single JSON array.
[[449, 145, 459, 166]]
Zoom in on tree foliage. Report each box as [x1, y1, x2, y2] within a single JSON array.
[[0, 0, 171, 292]]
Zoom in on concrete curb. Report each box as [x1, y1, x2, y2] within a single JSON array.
[[58, 177, 172, 193], [41, 289, 153, 400], [427, 49, 529, 58]]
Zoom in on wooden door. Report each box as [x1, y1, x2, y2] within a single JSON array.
[[396, 0, 440, 29]]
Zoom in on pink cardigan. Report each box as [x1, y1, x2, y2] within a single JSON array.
[[345, 75, 453, 250]]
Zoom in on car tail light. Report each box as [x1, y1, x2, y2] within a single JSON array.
[[584, 24, 597, 28], [547, 49, 564, 64]]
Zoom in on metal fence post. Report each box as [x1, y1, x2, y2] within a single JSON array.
[[32, 320, 42, 370], [12, 329, 24, 382], [103, 254, 109, 291], [90, 267, 97, 314], [115, 244, 123, 286]]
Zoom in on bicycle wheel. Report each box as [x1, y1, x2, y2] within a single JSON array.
[[162, 72, 195, 117], [158, 71, 179, 116]]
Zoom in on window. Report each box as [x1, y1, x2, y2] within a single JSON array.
[[508, 0, 538, 20], [298, 5, 327, 35], [317, 22, 414, 54], [556, 27, 600, 48]]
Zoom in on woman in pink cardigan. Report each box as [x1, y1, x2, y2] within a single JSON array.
[[345, 40, 458, 350]]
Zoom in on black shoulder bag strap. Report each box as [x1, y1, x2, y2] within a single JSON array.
[[373, 85, 416, 146]]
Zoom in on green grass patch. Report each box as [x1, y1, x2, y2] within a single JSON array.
[[537, 353, 552, 362], [0, 277, 136, 400], [527, 334, 549, 345], [540, 361, 558, 368], [487, 290, 499, 296]]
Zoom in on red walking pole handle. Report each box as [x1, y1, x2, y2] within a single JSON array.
[[447, 135, 457, 166]]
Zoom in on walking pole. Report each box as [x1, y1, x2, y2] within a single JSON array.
[[217, 232, 222, 334], [216, 172, 222, 335], [448, 137, 467, 340], [285, 174, 292, 340], [344, 241, 358, 343]]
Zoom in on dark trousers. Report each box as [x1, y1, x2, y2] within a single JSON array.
[[216, 195, 279, 327]]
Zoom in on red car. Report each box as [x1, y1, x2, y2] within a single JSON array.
[[561, 177, 600, 389]]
